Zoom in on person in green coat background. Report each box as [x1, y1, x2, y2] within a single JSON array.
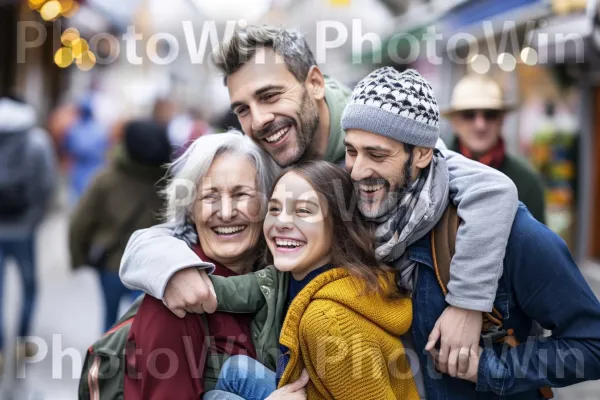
[[443, 74, 546, 224]]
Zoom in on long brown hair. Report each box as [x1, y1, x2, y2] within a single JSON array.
[[266, 159, 400, 297]]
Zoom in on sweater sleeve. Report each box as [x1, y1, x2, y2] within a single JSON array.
[[119, 223, 215, 298], [441, 149, 519, 312]]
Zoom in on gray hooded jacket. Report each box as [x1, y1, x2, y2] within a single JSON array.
[[0, 98, 57, 238]]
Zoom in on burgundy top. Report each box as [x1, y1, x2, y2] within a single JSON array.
[[123, 245, 256, 399]]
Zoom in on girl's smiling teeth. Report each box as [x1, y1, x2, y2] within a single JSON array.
[[265, 126, 291, 143], [212, 225, 247, 235], [274, 238, 305, 248]]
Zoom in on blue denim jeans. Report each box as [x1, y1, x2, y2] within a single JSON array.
[[98, 270, 137, 332], [0, 237, 37, 350], [206, 355, 277, 400]]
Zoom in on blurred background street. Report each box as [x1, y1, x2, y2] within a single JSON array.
[[1, 0, 600, 398]]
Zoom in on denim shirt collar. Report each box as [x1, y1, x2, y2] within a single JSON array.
[[407, 233, 434, 269]]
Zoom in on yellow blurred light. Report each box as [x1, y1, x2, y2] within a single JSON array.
[[58, 0, 74, 14], [54, 47, 74, 68], [40, 0, 62, 21], [28, 0, 48, 10], [71, 38, 89, 58], [329, 0, 351, 5], [76, 51, 96, 71], [62, 1, 80, 18], [61, 28, 80, 47]]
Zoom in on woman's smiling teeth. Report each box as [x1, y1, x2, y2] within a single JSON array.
[[359, 183, 386, 193], [213, 225, 246, 235], [275, 238, 304, 248], [265, 126, 291, 143]]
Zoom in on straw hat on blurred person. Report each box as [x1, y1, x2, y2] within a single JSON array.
[[441, 74, 516, 117]]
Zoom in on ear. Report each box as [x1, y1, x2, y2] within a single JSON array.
[[304, 66, 325, 101], [413, 146, 434, 169]]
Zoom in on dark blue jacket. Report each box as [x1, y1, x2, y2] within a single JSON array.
[[410, 204, 600, 399]]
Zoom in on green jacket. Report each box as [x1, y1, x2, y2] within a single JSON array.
[[450, 139, 546, 224], [323, 76, 352, 164], [69, 148, 166, 272], [211, 265, 288, 371]]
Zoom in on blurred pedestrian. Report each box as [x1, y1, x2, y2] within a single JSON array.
[[69, 120, 170, 331], [63, 95, 110, 205], [443, 74, 546, 223], [0, 95, 57, 371]]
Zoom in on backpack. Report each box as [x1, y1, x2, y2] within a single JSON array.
[[78, 295, 227, 400], [0, 132, 32, 218], [432, 204, 553, 399]]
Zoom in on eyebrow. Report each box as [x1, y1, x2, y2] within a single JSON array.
[[343, 140, 391, 153], [232, 185, 255, 191], [267, 198, 320, 208], [230, 84, 285, 112], [202, 185, 255, 192]]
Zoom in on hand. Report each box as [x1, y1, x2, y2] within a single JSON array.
[[425, 306, 483, 377], [163, 268, 217, 318], [266, 369, 309, 399], [431, 347, 481, 383]]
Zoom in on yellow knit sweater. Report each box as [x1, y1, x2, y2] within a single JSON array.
[[278, 267, 419, 400]]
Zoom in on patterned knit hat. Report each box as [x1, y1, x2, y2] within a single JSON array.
[[341, 67, 440, 148]]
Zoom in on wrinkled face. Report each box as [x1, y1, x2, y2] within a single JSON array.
[[228, 48, 319, 167], [450, 109, 504, 154], [344, 130, 413, 219], [263, 172, 332, 280], [192, 154, 263, 267]]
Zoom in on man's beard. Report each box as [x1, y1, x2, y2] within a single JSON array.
[[355, 156, 413, 219], [254, 89, 319, 167]]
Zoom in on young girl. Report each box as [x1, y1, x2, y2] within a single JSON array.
[[204, 160, 419, 400]]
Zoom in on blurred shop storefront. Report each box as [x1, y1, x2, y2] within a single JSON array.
[[366, 0, 600, 261]]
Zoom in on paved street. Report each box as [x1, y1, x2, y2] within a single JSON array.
[[0, 187, 599, 399]]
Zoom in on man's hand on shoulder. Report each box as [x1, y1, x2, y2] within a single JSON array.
[[163, 268, 217, 318]]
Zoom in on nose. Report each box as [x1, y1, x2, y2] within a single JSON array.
[[217, 195, 237, 221], [250, 105, 274, 132], [349, 154, 371, 182], [274, 208, 294, 231], [474, 112, 488, 130]]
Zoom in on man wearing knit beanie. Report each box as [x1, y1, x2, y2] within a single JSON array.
[[342, 67, 600, 397]]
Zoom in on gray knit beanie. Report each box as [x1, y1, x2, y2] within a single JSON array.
[[341, 67, 440, 148]]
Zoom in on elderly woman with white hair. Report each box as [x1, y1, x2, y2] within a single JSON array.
[[123, 131, 279, 400]]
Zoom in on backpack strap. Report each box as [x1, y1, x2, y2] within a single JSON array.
[[431, 204, 504, 328], [431, 204, 553, 399]]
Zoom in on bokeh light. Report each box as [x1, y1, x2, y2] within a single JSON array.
[[498, 52, 517, 72], [76, 51, 97, 71], [40, 0, 62, 21], [58, 0, 75, 14], [28, 0, 47, 10], [54, 47, 74, 68], [71, 38, 89, 59], [61, 28, 80, 47], [62, 0, 80, 18], [470, 54, 491, 74]]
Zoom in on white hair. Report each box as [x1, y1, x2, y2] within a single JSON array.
[[163, 130, 281, 227]]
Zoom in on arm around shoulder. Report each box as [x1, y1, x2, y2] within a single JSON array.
[[443, 149, 518, 312], [119, 223, 215, 298]]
